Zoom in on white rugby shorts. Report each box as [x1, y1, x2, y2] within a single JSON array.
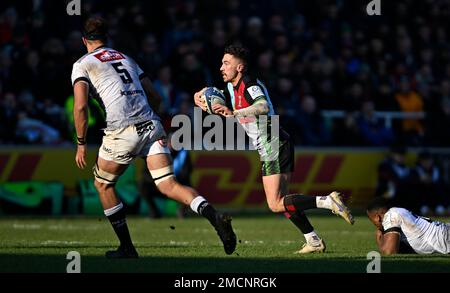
[[98, 120, 170, 164]]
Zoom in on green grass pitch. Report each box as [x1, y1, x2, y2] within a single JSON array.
[[0, 214, 449, 273]]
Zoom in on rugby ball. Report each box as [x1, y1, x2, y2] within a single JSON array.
[[202, 87, 226, 114]]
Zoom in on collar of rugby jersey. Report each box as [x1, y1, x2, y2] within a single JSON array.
[[92, 45, 107, 52]]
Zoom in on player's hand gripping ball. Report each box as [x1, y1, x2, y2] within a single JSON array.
[[202, 87, 226, 114]]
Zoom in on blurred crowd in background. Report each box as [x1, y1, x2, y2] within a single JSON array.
[[1, 0, 450, 217], [377, 146, 450, 216], [1, 0, 450, 147]]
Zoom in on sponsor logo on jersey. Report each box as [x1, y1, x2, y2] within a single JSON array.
[[93, 50, 125, 62], [247, 86, 264, 100], [136, 120, 155, 137], [120, 89, 144, 96]]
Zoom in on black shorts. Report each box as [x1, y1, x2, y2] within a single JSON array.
[[261, 129, 295, 176]]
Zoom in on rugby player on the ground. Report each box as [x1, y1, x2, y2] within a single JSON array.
[[367, 197, 450, 255]]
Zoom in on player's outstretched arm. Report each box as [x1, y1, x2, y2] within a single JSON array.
[[375, 229, 400, 255], [194, 88, 207, 112], [141, 76, 162, 112], [73, 81, 89, 169]]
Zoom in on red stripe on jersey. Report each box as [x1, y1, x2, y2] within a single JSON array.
[[233, 80, 251, 110], [93, 50, 125, 62], [284, 212, 292, 219]]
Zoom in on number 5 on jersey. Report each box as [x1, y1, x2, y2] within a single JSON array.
[[111, 62, 132, 84]]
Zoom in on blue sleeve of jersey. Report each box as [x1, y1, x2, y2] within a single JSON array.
[[223, 86, 233, 109]]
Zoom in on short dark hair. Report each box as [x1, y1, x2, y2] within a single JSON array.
[[224, 44, 249, 65], [367, 197, 392, 213], [83, 16, 108, 41]]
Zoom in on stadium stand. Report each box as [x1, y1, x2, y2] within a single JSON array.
[[1, 0, 450, 147]]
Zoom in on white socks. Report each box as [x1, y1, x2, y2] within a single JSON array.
[[190, 196, 207, 214], [316, 196, 332, 210], [104, 202, 124, 216], [304, 231, 321, 246]]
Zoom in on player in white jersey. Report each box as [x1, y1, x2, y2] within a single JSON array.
[[367, 197, 450, 255], [194, 45, 354, 254], [71, 17, 236, 258]]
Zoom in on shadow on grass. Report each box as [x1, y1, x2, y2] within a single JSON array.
[[1, 254, 449, 273]]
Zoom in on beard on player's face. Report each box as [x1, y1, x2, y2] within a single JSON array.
[[222, 72, 234, 82], [223, 69, 238, 83]]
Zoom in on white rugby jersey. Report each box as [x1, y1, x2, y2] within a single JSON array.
[[382, 207, 450, 254], [71, 46, 159, 130]]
